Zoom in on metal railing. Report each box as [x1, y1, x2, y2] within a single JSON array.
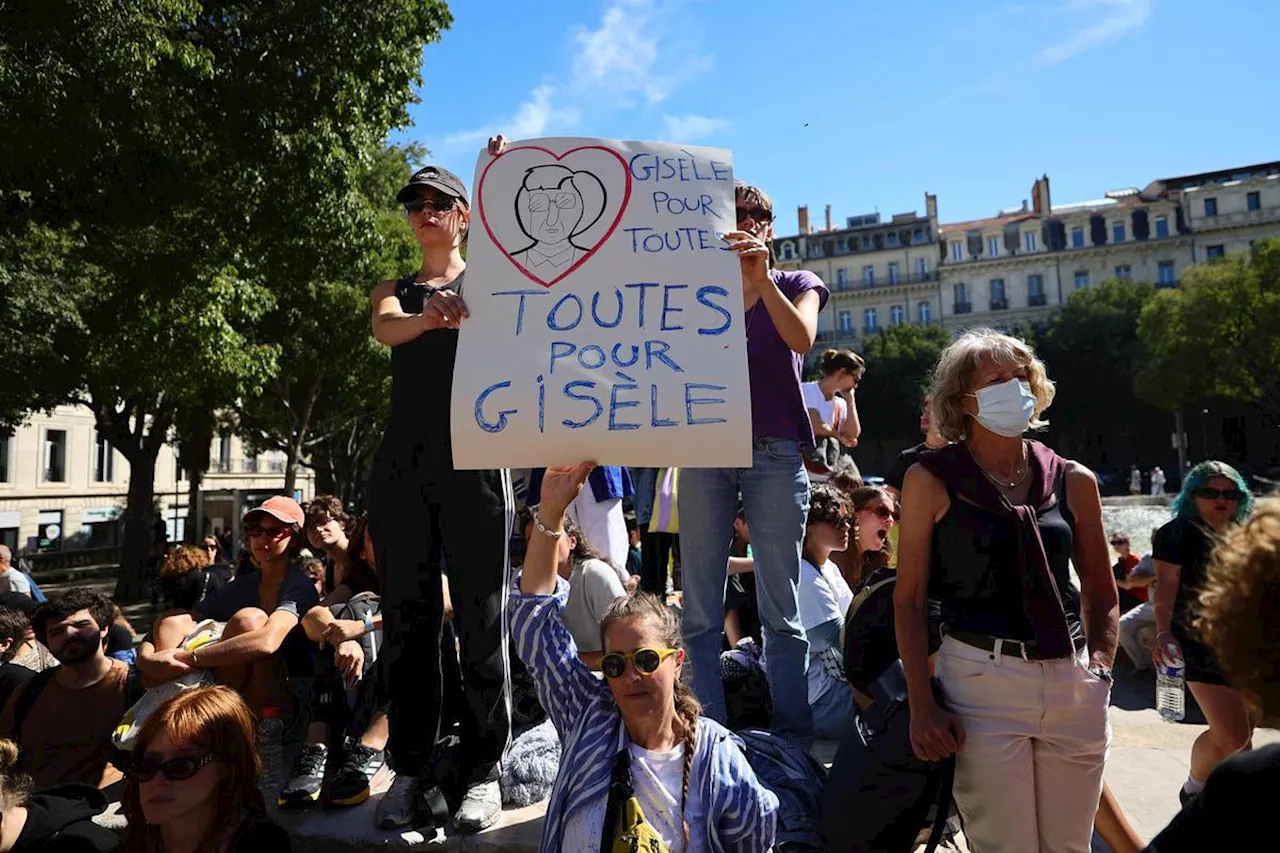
[[954, 302, 972, 314], [1028, 293, 1047, 306], [989, 297, 1009, 311]]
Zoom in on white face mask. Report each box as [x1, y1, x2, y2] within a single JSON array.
[[970, 378, 1036, 437]]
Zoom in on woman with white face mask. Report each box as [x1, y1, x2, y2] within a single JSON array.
[[893, 328, 1118, 853]]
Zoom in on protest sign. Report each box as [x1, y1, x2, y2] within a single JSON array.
[[450, 137, 751, 469]]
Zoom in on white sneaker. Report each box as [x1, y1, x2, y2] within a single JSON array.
[[454, 778, 502, 833]]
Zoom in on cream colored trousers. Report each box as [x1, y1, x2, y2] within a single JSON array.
[[937, 634, 1112, 853]]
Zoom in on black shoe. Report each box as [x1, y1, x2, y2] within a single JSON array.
[[1179, 785, 1196, 808], [324, 743, 385, 807], [278, 742, 327, 809]]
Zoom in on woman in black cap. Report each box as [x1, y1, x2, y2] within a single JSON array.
[[367, 138, 514, 834]]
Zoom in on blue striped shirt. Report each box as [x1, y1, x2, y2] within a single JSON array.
[[510, 580, 779, 852]]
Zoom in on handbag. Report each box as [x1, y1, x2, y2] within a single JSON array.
[[600, 747, 673, 853], [650, 468, 680, 535]]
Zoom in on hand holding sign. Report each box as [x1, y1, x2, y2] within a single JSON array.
[[451, 137, 750, 469]]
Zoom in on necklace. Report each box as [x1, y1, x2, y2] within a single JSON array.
[[970, 442, 1030, 489]]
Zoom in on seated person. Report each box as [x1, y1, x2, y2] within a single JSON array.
[[138, 496, 319, 720], [300, 557, 327, 599], [304, 495, 352, 587], [0, 589, 143, 791], [1118, 532, 1158, 672], [0, 737, 120, 852], [724, 506, 761, 649], [0, 608, 37, 718], [157, 545, 231, 612], [514, 462, 778, 852], [520, 510, 626, 670], [1111, 533, 1147, 612], [1146, 497, 1280, 852], [281, 516, 388, 810], [121, 686, 291, 853]]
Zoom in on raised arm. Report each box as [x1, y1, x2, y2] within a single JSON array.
[[839, 390, 861, 447]]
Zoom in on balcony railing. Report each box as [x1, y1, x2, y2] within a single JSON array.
[[855, 271, 938, 290], [214, 461, 232, 474], [862, 326, 880, 337], [954, 301, 972, 314], [241, 457, 259, 474], [1028, 293, 1047, 306], [989, 297, 1009, 311]]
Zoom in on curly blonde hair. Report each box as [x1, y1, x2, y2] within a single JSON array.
[[1195, 496, 1280, 723], [158, 544, 212, 579], [928, 328, 1055, 443]]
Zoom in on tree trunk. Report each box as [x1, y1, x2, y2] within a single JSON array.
[[115, 452, 158, 602], [282, 370, 323, 496], [186, 470, 203, 544]]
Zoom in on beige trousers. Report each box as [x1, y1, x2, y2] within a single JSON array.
[[937, 635, 1111, 853]]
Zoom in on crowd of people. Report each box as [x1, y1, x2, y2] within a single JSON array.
[[0, 136, 1274, 853]]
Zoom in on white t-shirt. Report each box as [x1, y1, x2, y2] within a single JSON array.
[[798, 558, 853, 702], [560, 741, 704, 853], [0, 569, 31, 596], [801, 381, 846, 431], [561, 558, 626, 653]]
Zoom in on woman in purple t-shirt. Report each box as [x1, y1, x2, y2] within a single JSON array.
[[678, 181, 829, 744]]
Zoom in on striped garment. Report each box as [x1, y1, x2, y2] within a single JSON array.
[[510, 579, 779, 852]]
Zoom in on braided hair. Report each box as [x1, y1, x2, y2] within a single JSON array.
[[600, 592, 701, 847]]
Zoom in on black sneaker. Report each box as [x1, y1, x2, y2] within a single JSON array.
[[324, 743, 385, 807], [1179, 785, 1196, 808], [278, 742, 327, 809]]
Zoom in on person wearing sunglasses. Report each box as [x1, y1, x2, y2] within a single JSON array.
[[679, 180, 828, 747], [139, 496, 319, 722], [366, 137, 517, 834], [514, 462, 777, 853], [829, 485, 898, 590], [895, 329, 1117, 853], [1151, 460, 1256, 806], [120, 686, 289, 853]]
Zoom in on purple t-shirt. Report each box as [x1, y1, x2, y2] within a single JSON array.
[[745, 269, 829, 448]]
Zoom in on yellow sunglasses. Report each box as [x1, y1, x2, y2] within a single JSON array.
[[601, 647, 679, 679]]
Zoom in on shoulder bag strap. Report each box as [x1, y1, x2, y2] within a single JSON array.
[[599, 747, 634, 853]]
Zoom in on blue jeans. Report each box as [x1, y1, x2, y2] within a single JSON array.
[[679, 438, 812, 743]]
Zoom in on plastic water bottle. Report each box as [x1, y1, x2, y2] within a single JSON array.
[[257, 706, 285, 801], [1156, 641, 1186, 722]]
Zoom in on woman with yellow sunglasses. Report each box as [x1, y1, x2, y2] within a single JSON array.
[[513, 462, 778, 853]]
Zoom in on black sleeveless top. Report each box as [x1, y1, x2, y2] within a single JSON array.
[[386, 272, 464, 443], [929, 478, 1083, 643]]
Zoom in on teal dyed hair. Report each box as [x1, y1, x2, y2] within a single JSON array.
[[1169, 461, 1254, 525]]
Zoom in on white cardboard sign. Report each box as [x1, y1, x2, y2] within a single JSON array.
[[450, 137, 751, 469]]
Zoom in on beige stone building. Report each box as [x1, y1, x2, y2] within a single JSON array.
[[772, 194, 943, 359], [0, 405, 314, 554]]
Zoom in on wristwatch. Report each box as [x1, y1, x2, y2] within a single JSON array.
[[1089, 665, 1113, 684]]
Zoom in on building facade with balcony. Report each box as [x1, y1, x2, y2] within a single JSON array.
[[937, 175, 1194, 333], [772, 194, 943, 359], [1161, 163, 1280, 261], [0, 405, 314, 554]]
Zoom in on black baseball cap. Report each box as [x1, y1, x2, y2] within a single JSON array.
[[396, 165, 469, 205]]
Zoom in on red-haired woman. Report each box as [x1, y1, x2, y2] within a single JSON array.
[[121, 686, 289, 853]]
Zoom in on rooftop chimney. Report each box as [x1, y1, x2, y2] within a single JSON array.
[[1031, 175, 1052, 215], [825, 204, 833, 232], [798, 205, 810, 235], [925, 192, 938, 223]]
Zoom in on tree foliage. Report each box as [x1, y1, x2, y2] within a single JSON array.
[[0, 1, 453, 598], [1138, 240, 1280, 415], [855, 323, 950, 440]]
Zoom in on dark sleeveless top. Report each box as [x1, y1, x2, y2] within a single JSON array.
[[929, 478, 1084, 643], [386, 272, 464, 443]]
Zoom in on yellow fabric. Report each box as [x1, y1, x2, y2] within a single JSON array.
[[609, 794, 673, 853]]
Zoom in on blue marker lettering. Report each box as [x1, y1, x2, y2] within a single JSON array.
[[608, 382, 641, 431], [536, 374, 546, 433], [685, 383, 728, 425], [651, 385, 677, 427], [645, 340, 684, 373], [562, 381, 603, 429], [611, 343, 640, 368], [660, 284, 687, 331], [579, 345, 607, 370], [475, 381, 516, 433], [695, 286, 732, 335], [710, 160, 730, 181], [548, 293, 584, 331], [624, 282, 661, 329], [591, 288, 624, 328], [492, 289, 546, 336], [549, 341, 576, 374]]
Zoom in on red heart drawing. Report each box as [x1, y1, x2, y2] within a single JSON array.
[[477, 144, 633, 288]]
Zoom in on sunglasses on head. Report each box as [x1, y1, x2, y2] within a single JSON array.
[[1195, 487, 1246, 502], [245, 525, 291, 540], [600, 647, 678, 679], [404, 195, 456, 214], [865, 506, 901, 522], [129, 753, 214, 783], [735, 206, 772, 224]]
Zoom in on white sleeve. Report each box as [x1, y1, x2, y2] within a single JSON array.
[[801, 382, 822, 411], [583, 560, 627, 623], [797, 560, 841, 632]]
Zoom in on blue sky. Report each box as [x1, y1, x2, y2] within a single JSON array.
[[396, 0, 1279, 236]]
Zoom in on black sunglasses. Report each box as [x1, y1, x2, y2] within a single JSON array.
[[129, 753, 214, 782], [735, 206, 772, 224], [404, 195, 456, 214], [1195, 487, 1246, 502]]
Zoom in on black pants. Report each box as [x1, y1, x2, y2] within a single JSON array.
[[639, 530, 677, 596], [369, 436, 513, 778]]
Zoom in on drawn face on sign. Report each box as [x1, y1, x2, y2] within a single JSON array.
[[477, 145, 630, 287]]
